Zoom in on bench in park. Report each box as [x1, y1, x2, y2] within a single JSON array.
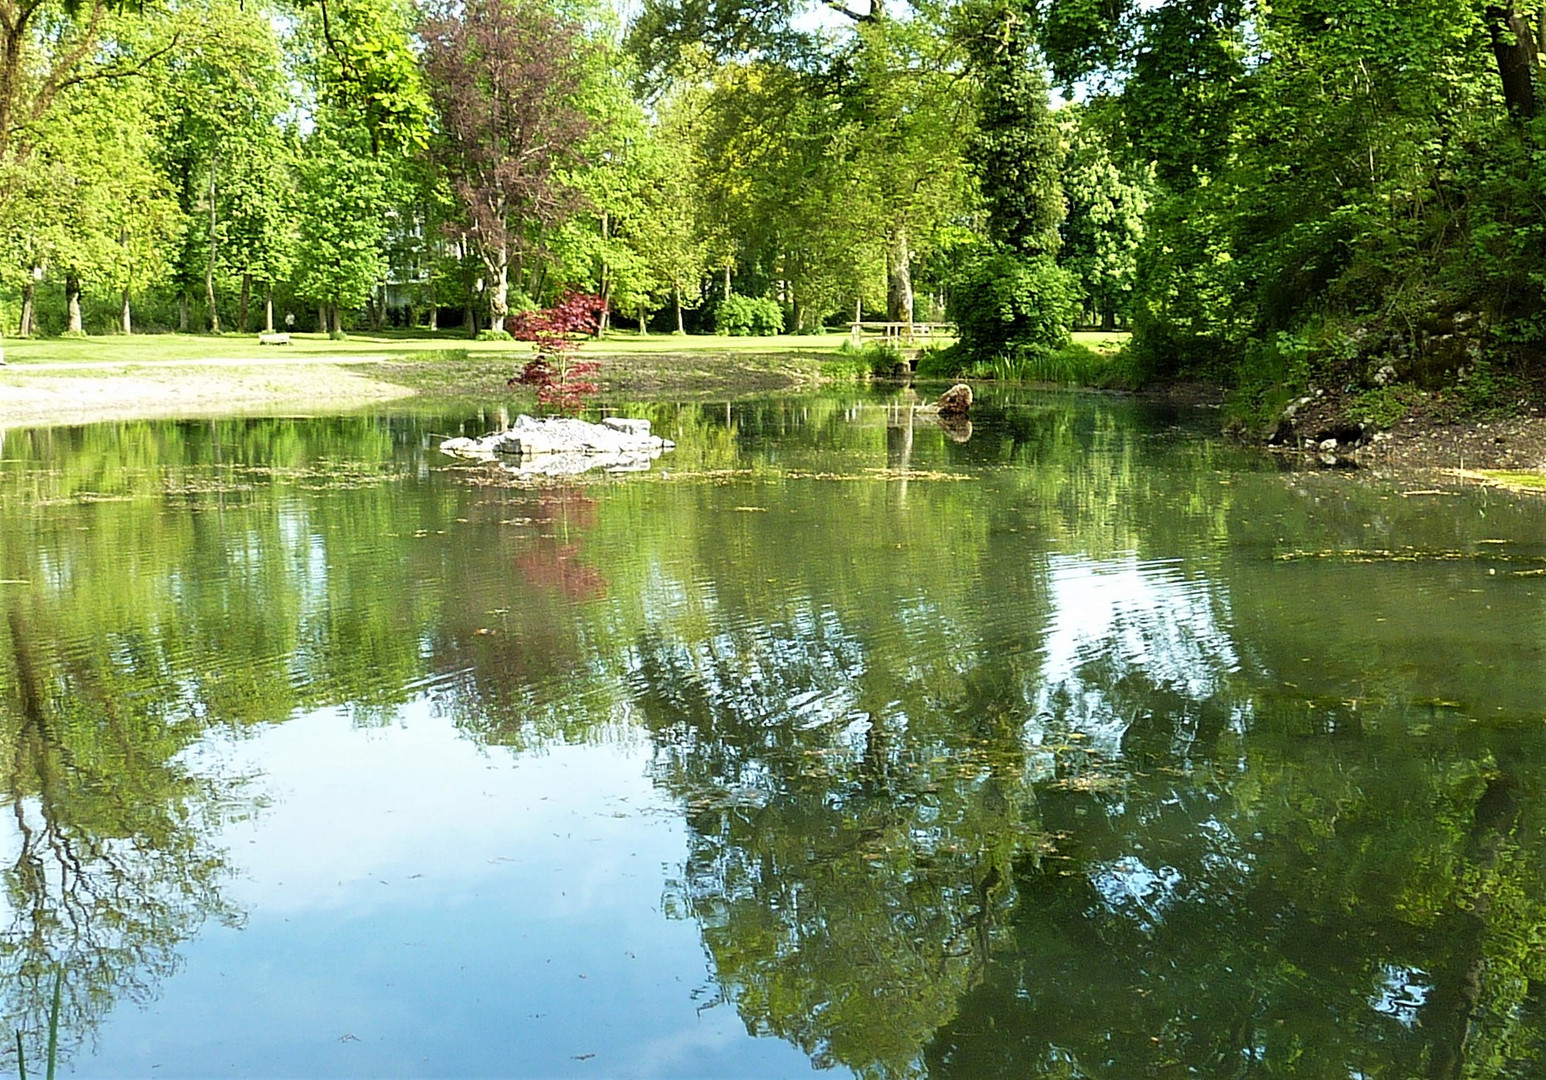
[[258, 332, 291, 345]]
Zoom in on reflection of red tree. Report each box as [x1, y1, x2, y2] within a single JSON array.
[[532, 488, 597, 530], [513, 488, 607, 601], [514, 542, 607, 601]]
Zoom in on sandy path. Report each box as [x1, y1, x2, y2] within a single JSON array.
[[3, 354, 399, 371], [0, 361, 416, 428]]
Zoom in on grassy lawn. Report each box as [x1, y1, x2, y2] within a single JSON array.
[[0, 328, 871, 425], [0, 327, 1142, 368], [592, 330, 859, 355], [1071, 330, 1131, 355], [0, 328, 867, 368], [0, 329, 517, 367]]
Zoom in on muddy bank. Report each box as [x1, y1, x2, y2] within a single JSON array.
[[1260, 381, 1546, 474]]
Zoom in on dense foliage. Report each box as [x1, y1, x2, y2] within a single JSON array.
[[1029, 0, 1546, 408]]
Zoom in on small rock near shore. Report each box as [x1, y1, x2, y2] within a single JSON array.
[[938, 384, 973, 416]]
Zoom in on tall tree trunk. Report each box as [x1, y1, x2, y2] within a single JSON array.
[[723, 262, 732, 301], [638, 307, 647, 335], [65, 269, 82, 334], [486, 242, 510, 333], [178, 293, 190, 333], [238, 273, 251, 333], [318, 303, 328, 334], [886, 227, 914, 326], [597, 213, 610, 334], [428, 300, 438, 331], [117, 226, 132, 335], [205, 153, 220, 333], [528, 262, 548, 305], [330, 302, 342, 336], [675, 288, 684, 334], [264, 285, 274, 333], [19, 280, 34, 337], [1486, 5, 1538, 119]]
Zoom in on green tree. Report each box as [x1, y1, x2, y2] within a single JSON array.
[[158, 0, 289, 333], [1057, 102, 1150, 330], [952, 0, 1077, 356], [293, 119, 391, 334], [630, 0, 975, 327]]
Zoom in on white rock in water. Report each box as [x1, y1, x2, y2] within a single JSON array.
[[438, 414, 673, 476]]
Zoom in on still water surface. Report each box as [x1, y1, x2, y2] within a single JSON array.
[[3, 389, 1546, 1077]]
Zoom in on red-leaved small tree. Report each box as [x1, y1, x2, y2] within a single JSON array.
[[510, 290, 607, 412]]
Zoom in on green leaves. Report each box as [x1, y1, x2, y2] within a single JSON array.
[[292, 120, 390, 310], [301, 0, 432, 154], [952, 249, 1078, 355]]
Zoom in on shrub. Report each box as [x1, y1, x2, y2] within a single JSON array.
[[819, 352, 873, 380], [476, 328, 513, 342], [824, 340, 906, 379], [714, 294, 785, 336], [915, 343, 967, 379], [1451, 360, 1528, 419], [951, 251, 1077, 357], [1348, 384, 1426, 429], [974, 343, 1120, 384]]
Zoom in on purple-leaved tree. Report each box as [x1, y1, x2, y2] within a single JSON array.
[[418, 0, 591, 331]]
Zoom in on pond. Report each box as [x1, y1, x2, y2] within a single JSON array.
[[2, 387, 1546, 1077]]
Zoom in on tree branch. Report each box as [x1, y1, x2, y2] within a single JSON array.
[[50, 30, 181, 99], [820, 0, 873, 23]]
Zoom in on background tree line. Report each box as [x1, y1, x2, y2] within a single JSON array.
[[0, 0, 1149, 341], [8, 0, 1543, 405]]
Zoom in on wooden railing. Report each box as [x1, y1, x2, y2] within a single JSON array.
[[849, 321, 956, 346]]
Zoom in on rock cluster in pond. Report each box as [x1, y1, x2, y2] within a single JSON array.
[[439, 415, 675, 477]]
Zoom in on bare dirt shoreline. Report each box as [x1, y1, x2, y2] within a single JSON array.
[[0, 359, 419, 427]]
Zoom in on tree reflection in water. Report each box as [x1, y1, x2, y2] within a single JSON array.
[[623, 536, 1546, 1078], [1, 595, 244, 1070]]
